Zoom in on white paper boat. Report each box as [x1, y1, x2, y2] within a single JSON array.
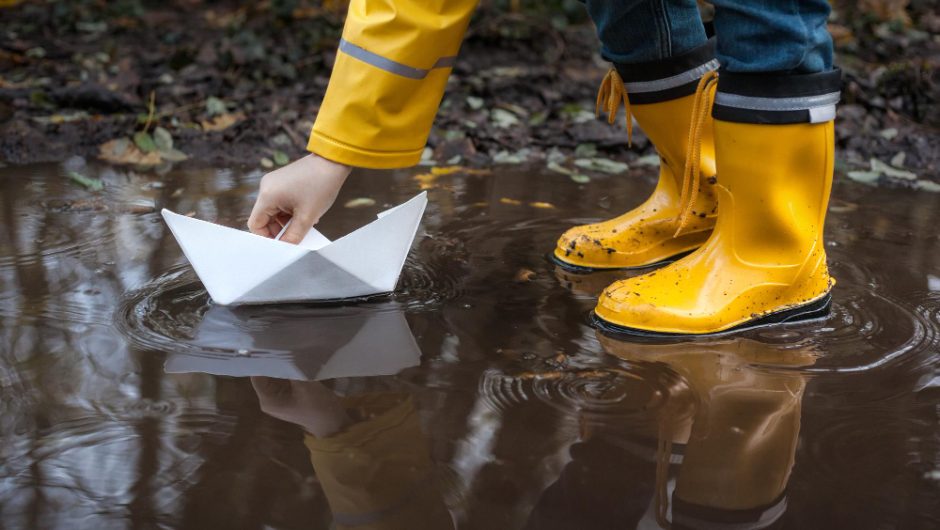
[[161, 192, 428, 305], [164, 303, 421, 381]]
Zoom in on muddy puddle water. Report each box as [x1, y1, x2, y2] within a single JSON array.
[[1, 163, 938, 529]]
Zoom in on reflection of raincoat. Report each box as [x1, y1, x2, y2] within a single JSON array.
[[308, 0, 477, 169], [304, 393, 453, 530]]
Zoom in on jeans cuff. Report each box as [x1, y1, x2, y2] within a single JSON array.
[[613, 38, 718, 105], [713, 69, 843, 124]]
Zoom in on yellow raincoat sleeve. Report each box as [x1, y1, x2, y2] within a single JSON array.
[[308, 0, 478, 169]]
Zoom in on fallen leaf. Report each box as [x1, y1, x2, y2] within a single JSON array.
[[205, 96, 227, 116], [98, 138, 163, 167], [636, 154, 661, 167], [260, 157, 274, 169], [273, 150, 290, 166], [846, 170, 880, 184], [530, 201, 555, 209], [574, 143, 598, 157], [879, 128, 898, 140], [491, 108, 520, 128], [916, 180, 940, 192], [890, 152, 906, 168], [466, 96, 484, 110], [67, 171, 103, 191], [133, 131, 157, 153], [570, 174, 591, 184], [514, 268, 536, 282], [492, 149, 529, 164], [160, 148, 188, 162], [201, 112, 245, 131], [499, 197, 522, 205], [870, 157, 917, 180], [413, 172, 438, 190], [344, 197, 376, 208], [153, 126, 173, 151], [574, 157, 628, 174]]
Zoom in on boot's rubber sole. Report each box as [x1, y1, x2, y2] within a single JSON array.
[[548, 249, 696, 274], [591, 292, 832, 340]]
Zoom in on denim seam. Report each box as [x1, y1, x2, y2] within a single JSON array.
[[794, 0, 811, 72], [651, 0, 672, 59]]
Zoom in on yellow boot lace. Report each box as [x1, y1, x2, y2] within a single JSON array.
[[674, 70, 718, 237], [595, 67, 634, 146]]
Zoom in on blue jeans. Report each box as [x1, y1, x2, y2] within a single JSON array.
[[585, 0, 833, 73]]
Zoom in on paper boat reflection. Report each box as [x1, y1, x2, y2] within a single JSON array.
[[161, 192, 428, 305], [164, 303, 421, 381]]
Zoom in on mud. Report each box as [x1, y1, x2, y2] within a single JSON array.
[[0, 162, 938, 529]]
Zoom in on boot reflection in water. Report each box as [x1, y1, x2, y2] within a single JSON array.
[[252, 378, 454, 530], [596, 335, 814, 529]]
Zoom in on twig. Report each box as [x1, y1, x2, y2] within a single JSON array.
[[143, 90, 155, 132]]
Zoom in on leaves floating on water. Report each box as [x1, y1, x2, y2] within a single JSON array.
[[344, 197, 376, 208], [547, 161, 590, 183], [67, 170, 104, 191], [573, 157, 628, 174], [514, 268, 536, 282]]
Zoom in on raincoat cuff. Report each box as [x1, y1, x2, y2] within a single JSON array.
[[307, 129, 424, 169]]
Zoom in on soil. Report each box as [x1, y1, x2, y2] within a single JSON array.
[[0, 0, 938, 187]]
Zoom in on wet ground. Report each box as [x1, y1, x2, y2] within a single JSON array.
[[1, 162, 939, 529]]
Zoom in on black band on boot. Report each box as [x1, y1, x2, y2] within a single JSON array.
[[713, 69, 843, 125], [611, 38, 719, 105], [672, 492, 788, 530]]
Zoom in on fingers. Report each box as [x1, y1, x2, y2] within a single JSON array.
[[247, 194, 276, 237], [278, 209, 317, 245]]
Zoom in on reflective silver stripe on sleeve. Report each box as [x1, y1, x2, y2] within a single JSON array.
[[714, 91, 841, 112], [623, 59, 720, 93], [338, 39, 456, 80]]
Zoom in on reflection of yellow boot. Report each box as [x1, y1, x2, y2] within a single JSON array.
[[595, 70, 842, 336], [553, 42, 719, 271], [596, 333, 813, 528]]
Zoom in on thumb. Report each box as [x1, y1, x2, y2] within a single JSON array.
[[278, 209, 317, 245]]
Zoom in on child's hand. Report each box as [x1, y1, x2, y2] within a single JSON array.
[[248, 154, 351, 244]]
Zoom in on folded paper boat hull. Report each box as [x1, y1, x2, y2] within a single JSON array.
[[161, 192, 428, 305]]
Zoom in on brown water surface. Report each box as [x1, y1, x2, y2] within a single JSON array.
[[1, 162, 938, 529]]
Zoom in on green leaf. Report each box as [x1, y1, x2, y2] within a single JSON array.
[[574, 157, 628, 174], [273, 150, 290, 166], [570, 173, 591, 184], [133, 131, 157, 153], [153, 127, 173, 152], [67, 170, 104, 191]]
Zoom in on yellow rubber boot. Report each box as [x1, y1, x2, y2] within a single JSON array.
[[552, 40, 721, 271], [594, 103, 837, 335], [553, 94, 718, 270]]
